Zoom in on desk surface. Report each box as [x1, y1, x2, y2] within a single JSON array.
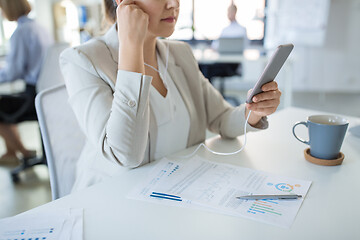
[[26, 107, 360, 239]]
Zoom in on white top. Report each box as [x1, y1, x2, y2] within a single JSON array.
[[149, 54, 190, 160]]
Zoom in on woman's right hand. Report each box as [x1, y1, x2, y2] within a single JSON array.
[[115, 0, 148, 73], [116, 0, 149, 47]]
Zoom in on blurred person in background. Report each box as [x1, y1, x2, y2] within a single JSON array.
[[212, 3, 249, 49], [0, 0, 53, 164], [221, 3, 247, 39], [202, 3, 248, 90]]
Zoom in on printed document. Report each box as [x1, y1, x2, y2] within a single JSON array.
[[0, 208, 83, 240], [128, 156, 311, 228]]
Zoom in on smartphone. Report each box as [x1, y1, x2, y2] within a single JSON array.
[[246, 44, 294, 104]]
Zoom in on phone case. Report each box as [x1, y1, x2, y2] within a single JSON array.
[[246, 44, 294, 103]]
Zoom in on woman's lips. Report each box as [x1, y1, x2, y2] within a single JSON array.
[[161, 17, 176, 23]]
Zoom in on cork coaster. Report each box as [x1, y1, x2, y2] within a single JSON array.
[[304, 148, 344, 166]]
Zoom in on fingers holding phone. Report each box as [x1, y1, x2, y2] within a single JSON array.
[[246, 81, 282, 117], [116, 0, 149, 47], [244, 44, 293, 125]]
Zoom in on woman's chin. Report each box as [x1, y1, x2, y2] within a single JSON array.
[[158, 29, 175, 39]]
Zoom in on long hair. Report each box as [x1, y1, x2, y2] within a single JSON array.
[[103, 0, 116, 24], [0, 0, 31, 21]]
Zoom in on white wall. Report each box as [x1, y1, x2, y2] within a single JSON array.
[[33, 0, 56, 38], [34, 0, 104, 44], [266, 0, 360, 92]]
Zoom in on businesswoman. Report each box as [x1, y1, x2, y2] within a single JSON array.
[[0, 0, 53, 163], [60, 0, 281, 192]]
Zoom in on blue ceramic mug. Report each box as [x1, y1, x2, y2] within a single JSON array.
[[293, 115, 349, 160]]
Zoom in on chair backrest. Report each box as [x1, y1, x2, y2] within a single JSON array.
[[36, 43, 69, 93], [35, 84, 85, 200]]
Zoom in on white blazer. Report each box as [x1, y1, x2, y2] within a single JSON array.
[[59, 25, 268, 192]]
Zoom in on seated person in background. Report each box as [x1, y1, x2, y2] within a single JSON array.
[[0, 0, 53, 163], [60, 0, 281, 192], [201, 4, 247, 85], [212, 3, 249, 50]]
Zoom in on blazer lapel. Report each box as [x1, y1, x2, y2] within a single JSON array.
[[167, 64, 193, 116], [102, 24, 119, 65]]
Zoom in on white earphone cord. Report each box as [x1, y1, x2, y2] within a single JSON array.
[[144, 40, 170, 83], [178, 110, 252, 159], [144, 41, 252, 159]]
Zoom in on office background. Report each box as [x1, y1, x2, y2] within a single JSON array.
[[0, 0, 359, 218]]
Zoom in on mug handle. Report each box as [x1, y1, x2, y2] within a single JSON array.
[[292, 121, 309, 145]]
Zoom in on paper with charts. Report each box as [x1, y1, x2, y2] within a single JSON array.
[[128, 156, 312, 228], [0, 208, 83, 240]]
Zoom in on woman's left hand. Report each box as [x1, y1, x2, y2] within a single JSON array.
[[245, 81, 281, 126]]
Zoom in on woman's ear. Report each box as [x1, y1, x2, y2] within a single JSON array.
[[115, 0, 121, 6]]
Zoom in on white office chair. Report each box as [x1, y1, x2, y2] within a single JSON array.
[[10, 43, 69, 182], [35, 84, 85, 200], [36, 42, 69, 93]]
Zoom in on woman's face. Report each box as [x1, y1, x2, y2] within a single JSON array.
[[135, 0, 180, 38]]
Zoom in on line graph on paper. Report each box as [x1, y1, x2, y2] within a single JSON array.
[[196, 167, 238, 202]]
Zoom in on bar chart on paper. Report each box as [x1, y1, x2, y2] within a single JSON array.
[[0, 208, 83, 240], [0, 225, 59, 240], [247, 199, 282, 216]]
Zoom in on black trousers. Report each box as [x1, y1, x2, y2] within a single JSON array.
[[0, 84, 37, 123]]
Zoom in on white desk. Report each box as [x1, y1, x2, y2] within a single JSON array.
[[24, 107, 360, 239]]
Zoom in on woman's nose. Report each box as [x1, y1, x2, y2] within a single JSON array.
[[166, 0, 180, 9]]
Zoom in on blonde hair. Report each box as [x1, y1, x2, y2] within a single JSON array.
[[0, 0, 31, 21]]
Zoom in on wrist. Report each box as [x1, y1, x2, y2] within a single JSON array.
[[245, 108, 262, 127], [118, 32, 145, 47], [118, 45, 145, 74]]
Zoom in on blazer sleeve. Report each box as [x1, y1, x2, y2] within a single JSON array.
[[60, 47, 152, 168], [182, 43, 268, 139]]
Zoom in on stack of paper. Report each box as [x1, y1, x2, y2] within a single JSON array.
[[128, 156, 311, 228], [0, 208, 83, 240]]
